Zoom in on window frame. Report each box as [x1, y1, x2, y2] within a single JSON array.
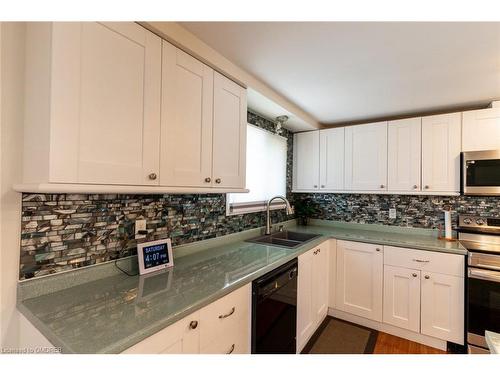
[[226, 123, 288, 216]]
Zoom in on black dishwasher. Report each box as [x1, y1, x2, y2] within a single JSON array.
[[251, 259, 298, 354]]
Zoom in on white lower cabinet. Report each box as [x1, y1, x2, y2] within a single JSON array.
[[335, 240, 383, 321], [421, 271, 464, 345], [297, 241, 329, 352], [122, 311, 200, 354], [383, 265, 421, 333], [122, 283, 250, 354]]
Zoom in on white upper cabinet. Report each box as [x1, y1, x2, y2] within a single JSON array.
[[293, 131, 320, 191], [24, 22, 162, 186], [22, 23, 247, 193], [344, 122, 388, 191], [421, 113, 462, 193], [160, 41, 214, 187], [462, 106, 500, 152], [212, 72, 247, 189], [388, 118, 422, 192], [319, 128, 345, 190]]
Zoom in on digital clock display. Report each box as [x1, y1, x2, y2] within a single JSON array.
[[142, 243, 169, 269]]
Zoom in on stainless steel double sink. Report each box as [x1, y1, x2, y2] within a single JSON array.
[[246, 230, 321, 249]]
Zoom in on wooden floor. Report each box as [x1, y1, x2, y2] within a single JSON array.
[[373, 332, 446, 354]]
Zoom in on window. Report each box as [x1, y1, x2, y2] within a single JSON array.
[[227, 124, 287, 215]]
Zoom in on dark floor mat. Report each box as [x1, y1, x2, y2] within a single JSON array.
[[302, 317, 378, 354]]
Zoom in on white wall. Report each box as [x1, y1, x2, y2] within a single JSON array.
[[0, 22, 25, 349]]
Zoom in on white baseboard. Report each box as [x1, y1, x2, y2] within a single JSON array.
[[328, 307, 447, 351]]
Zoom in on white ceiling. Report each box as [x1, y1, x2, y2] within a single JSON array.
[[181, 22, 500, 125]]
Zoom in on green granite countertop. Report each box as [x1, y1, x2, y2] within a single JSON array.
[[17, 220, 466, 354]]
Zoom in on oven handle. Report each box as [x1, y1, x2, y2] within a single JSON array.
[[468, 268, 500, 282]]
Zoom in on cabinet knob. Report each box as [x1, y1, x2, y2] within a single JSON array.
[[148, 173, 157, 180], [380, 184, 385, 189], [321, 185, 325, 188], [424, 185, 429, 189], [215, 178, 222, 184], [313, 185, 318, 188], [424, 275, 430, 280], [412, 273, 418, 278], [413, 185, 418, 189], [189, 320, 198, 330], [376, 248, 381, 252], [205, 177, 211, 183]]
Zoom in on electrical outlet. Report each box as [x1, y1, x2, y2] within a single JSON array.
[[135, 219, 147, 239], [389, 208, 397, 219]]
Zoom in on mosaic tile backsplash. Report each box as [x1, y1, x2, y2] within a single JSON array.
[[20, 111, 293, 280], [294, 193, 500, 229]]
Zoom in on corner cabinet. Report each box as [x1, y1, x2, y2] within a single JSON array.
[[293, 131, 320, 191], [335, 240, 383, 321], [297, 240, 329, 352], [21, 22, 247, 193]]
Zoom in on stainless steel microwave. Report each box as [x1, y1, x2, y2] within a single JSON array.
[[462, 150, 500, 195]]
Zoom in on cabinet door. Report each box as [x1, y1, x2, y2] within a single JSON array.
[[297, 249, 314, 352], [388, 118, 422, 192], [122, 311, 200, 354], [344, 122, 388, 191], [383, 265, 421, 332], [336, 240, 383, 321], [50, 22, 161, 185], [421, 272, 464, 345], [319, 128, 345, 190], [293, 131, 320, 191], [212, 72, 247, 188], [462, 107, 500, 152], [312, 242, 329, 325], [328, 239, 337, 309], [421, 113, 461, 193], [160, 41, 214, 187]]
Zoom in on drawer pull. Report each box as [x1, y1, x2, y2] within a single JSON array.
[[412, 259, 430, 263], [189, 320, 198, 330], [219, 307, 235, 319], [226, 344, 235, 354]]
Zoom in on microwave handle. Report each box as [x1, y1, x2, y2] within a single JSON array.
[[468, 268, 500, 282]]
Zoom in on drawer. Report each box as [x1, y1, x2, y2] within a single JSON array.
[[199, 283, 251, 348], [384, 246, 464, 277], [199, 317, 249, 354], [122, 311, 199, 354]]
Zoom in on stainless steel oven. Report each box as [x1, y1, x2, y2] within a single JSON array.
[[462, 150, 500, 195], [458, 215, 500, 354]]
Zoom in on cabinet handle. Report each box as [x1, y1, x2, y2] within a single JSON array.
[[412, 273, 418, 278], [413, 185, 418, 189], [380, 184, 385, 189], [412, 259, 430, 263], [189, 320, 198, 330], [205, 177, 211, 183], [321, 185, 325, 188], [215, 178, 222, 184], [424, 185, 429, 189], [313, 185, 318, 188], [148, 173, 157, 180], [226, 344, 235, 354], [219, 307, 235, 319], [424, 275, 430, 279], [376, 248, 381, 252]]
